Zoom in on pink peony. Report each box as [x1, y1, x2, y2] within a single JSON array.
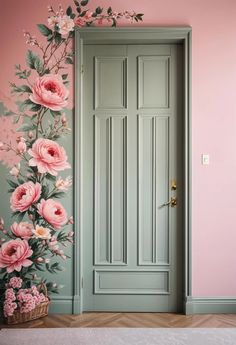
[[0, 239, 33, 273], [10, 182, 41, 212], [37, 199, 67, 229], [28, 138, 70, 176], [29, 74, 69, 111], [11, 222, 34, 240]]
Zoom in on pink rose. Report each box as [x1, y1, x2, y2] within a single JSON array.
[[11, 222, 34, 240], [10, 182, 41, 212], [75, 12, 92, 27], [29, 74, 69, 111], [37, 199, 67, 229], [28, 138, 70, 176], [0, 239, 33, 273]]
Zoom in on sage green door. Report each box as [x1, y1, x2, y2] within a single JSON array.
[[82, 43, 183, 312]]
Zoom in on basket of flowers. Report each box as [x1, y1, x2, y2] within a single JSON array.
[[4, 279, 50, 324]]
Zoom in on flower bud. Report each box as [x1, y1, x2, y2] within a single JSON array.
[[68, 216, 74, 224], [61, 113, 68, 127], [16, 140, 27, 154], [28, 131, 34, 139], [10, 165, 20, 177], [0, 217, 4, 227]]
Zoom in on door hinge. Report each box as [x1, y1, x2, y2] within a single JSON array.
[[81, 64, 84, 74], [81, 277, 83, 289]]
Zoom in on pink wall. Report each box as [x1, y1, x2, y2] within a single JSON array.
[[1, 0, 236, 297]]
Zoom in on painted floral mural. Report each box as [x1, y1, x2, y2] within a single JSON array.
[[0, 1, 143, 319]]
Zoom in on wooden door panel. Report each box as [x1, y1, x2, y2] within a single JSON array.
[[82, 44, 183, 312]]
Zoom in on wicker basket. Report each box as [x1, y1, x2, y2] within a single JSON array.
[[5, 283, 50, 325]]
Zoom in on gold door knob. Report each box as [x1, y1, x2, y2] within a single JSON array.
[[162, 197, 177, 207]]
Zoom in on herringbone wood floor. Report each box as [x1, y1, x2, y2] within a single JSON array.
[[2, 313, 236, 328]]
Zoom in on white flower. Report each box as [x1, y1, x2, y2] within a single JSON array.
[[10, 164, 20, 177], [55, 176, 72, 190], [48, 16, 59, 27], [57, 15, 75, 36], [33, 225, 51, 240]]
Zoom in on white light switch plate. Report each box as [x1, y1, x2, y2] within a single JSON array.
[[202, 154, 210, 165]]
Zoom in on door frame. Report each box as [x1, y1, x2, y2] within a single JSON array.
[[74, 27, 192, 314]]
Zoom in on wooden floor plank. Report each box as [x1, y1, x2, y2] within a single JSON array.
[[2, 313, 236, 329]]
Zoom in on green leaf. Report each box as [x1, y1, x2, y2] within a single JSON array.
[[50, 110, 61, 117], [47, 34, 54, 42], [26, 50, 44, 73], [19, 99, 33, 112], [65, 57, 73, 64], [45, 174, 56, 182], [13, 115, 21, 124], [12, 211, 21, 218], [92, 12, 97, 17], [8, 188, 15, 193], [37, 24, 53, 37], [107, 6, 112, 14], [81, 0, 89, 6], [50, 191, 66, 199], [66, 6, 73, 16], [54, 32, 63, 45], [17, 123, 37, 132], [136, 13, 144, 20], [19, 98, 41, 112], [7, 179, 19, 188], [34, 263, 45, 272], [26, 50, 36, 69], [41, 184, 50, 199], [80, 10, 88, 17], [69, 31, 75, 38], [16, 211, 26, 223], [30, 103, 42, 112], [76, 6, 81, 13], [95, 6, 103, 14], [73, 0, 80, 5], [21, 85, 32, 93], [34, 58, 44, 75], [11, 84, 32, 93], [62, 74, 68, 80], [111, 18, 117, 27]]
